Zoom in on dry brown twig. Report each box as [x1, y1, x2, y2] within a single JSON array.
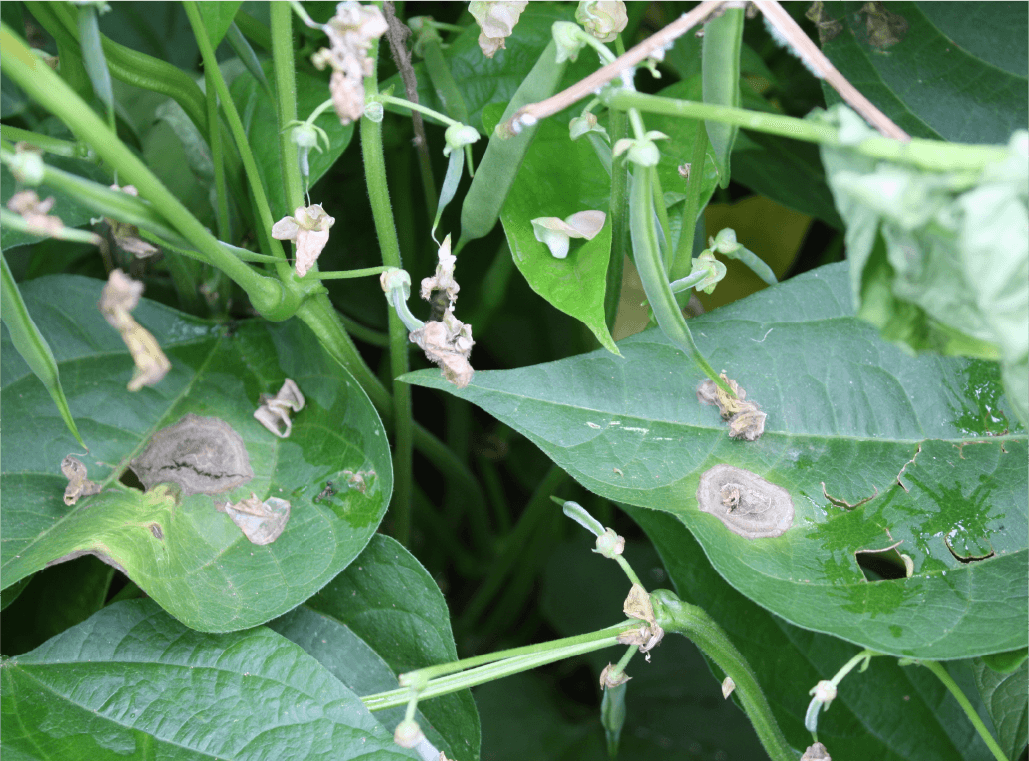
[[504, 0, 908, 142]]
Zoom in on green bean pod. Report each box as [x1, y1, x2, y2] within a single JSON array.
[[629, 164, 729, 393], [421, 34, 476, 176], [1, 254, 85, 448], [702, 7, 744, 188], [458, 40, 567, 249]]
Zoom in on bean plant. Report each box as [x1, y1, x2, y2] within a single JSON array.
[[1, 2, 1026, 760]]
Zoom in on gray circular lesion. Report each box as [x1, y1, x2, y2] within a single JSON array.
[[698, 465, 794, 539]]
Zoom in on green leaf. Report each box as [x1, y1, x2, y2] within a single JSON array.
[[302, 534, 481, 761], [230, 63, 354, 220], [1, 254, 85, 447], [817, 106, 1028, 426], [0, 598, 419, 760], [0, 554, 113, 656], [196, 0, 243, 50], [818, 2, 1028, 144], [0, 160, 109, 251], [403, 262, 1028, 659], [629, 505, 1004, 761], [1, 275, 392, 632], [972, 656, 1028, 761], [497, 113, 619, 355]]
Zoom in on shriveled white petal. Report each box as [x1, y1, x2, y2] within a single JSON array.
[[644, 130, 670, 141], [470, 1, 528, 57], [564, 209, 606, 239], [613, 138, 634, 157], [295, 228, 331, 277], [271, 216, 300, 240]]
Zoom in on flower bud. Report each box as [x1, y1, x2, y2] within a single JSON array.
[[363, 100, 384, 123], [711, 227, 740, 254], [594, 527, 625, 557], [8, 151, 45, 185], [552, 20, 588, 63], [575, 0, 628, 43], [569, 112, 609, 141], [443, 123, 481, 156], [393, 719, 424, 748]]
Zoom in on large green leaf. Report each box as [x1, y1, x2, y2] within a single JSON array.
[[303, 534, 481, 761], [0, 599, 419, 760], [403, 262, 1028, 658], [972, 656, 1029, 761], [0, 554, 113, 656], [629, 506, 1000, 761], [1, 275, 392, 632], [230, 64, 354, 220], [818, 2, 1028, 144], [498, 113, 618, 355]]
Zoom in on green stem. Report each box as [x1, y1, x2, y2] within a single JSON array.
[[0, 23, 286, 317], [613, 556, 643, 589], [378, 94, 463, 128], [363, 621, 637, 711], [605, 107, 629, 331], [337, 312, 390, 347], [607, 90, 1009, 171], [671, 127, 710, 281], [362, 41, 413, 547], [0, 126, 89, 159], [316, 266, 390, 280], [921, 661, 1007, 761], [271, 3, 305, 215], [184, 2, 292, 280], [206, 68, 231, 242], [651, 590, 798, 761]]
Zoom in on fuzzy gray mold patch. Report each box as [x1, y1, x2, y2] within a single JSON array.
[[697, 464, 794, 539], [131, 413, 254, 495]]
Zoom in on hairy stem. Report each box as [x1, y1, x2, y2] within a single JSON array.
[[362, 41, 413, 547], [651, 590, 799, 761], [271, 2, 306, 215], [921, 661, 1007, 761]]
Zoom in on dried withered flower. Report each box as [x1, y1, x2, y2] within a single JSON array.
[[224, 492, 291, 545], [107, 185, 160, 258], [7, 190, 65, 237], [697, 465, 794, 539], [410, 314, 475, 389], [99, 270, 171, 391], [311, 2, 388, 125], [575, 1, 628, 43], [420, 234, 460, 304], [622, 583, 656, 627], [801, 743, 832, 761], [61, 455, 101, 505], [130, 413, 254, 495], [697, 373, 767, 441], [271, 205, 335, 277], [469, 1, 528, 57], [254, 379, 306, 438], [599, 663, 632, 689]]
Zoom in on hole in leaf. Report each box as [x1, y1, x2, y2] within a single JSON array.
[[855, 547, 907, 581], [119, 467, 145, 491]]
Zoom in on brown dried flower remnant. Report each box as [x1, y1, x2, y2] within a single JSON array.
[[99, 270, 171, 391], [697, 373, 767, 441], [311, 2, 388, 125], [599, 662, 631, 689], [470, 1, 528, 58], [254, 379, 306, 438], [801, 741, 832, 761], [7, 190, 65, 238], [107, 185, 159, 258], [621, 583, 664, 658], [224, 492, 291, 545], [410, 236, 476, 389], [61, 455, 102, 505], [271, 205, 335, 277]]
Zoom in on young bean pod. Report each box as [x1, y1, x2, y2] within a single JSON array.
[[458, 40, 567, 250], [702, 7, 744, 188]]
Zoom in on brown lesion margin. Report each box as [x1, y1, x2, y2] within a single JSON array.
[[822, 482, 879, 510]]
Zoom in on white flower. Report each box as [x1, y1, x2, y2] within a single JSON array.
[[470, 1, 528, 58], [271, 204, 335, 277], [575, 0, 628, 43], [531, 210, 607, 259], [552, 20, 588, 63]]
